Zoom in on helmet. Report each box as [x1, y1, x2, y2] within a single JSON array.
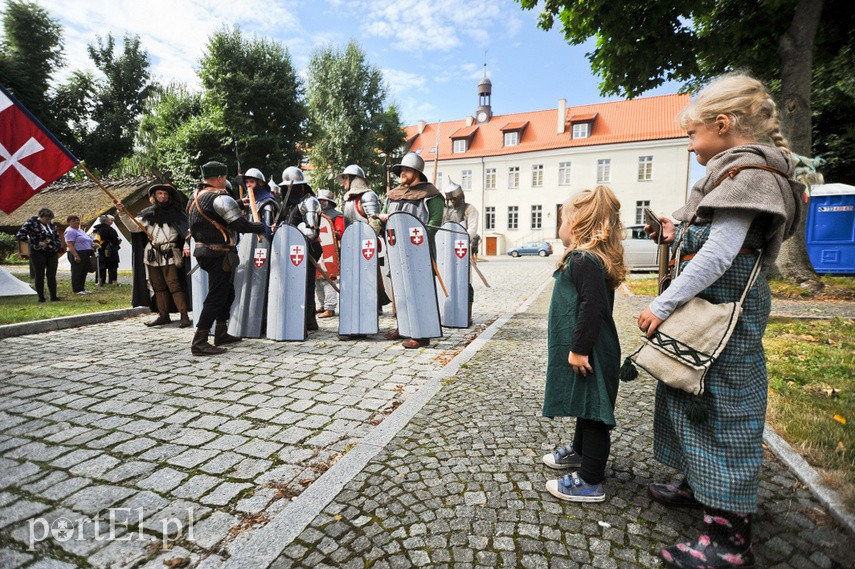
[[243, 167, 266, 183], [337, 164, 366, 183], [444, 179, 464, 201], [280, 166, 308, 186], [391, 152, 427, 182], [316, 189, 336, 205]]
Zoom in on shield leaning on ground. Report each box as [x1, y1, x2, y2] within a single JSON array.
[[385, 212, 442, 339], [316, 213, 341, 280], [227, 232, 271, 338], [189, 238, 209, 328], [338, 221, 379, 335], [267, 224, 308, 341], [435, 221, 470, 328]]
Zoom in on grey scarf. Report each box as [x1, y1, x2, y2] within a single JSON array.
[[673, 143, 804, 266]]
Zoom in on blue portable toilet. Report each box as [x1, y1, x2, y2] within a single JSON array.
[[805, 183, 855, 274]]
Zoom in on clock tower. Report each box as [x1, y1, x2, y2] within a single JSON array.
[[476, 75, 492, 124]]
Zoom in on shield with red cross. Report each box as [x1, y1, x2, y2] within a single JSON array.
[[253, 247, 267, 268], [386, 228, 396, 246], [290, 244, 304, 266], [409, 227, 424, 246], [454, 239, 467, 259], [362, 239, 375, 261]]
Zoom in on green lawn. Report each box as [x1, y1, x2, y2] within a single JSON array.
[[0, 271, 135, 325]]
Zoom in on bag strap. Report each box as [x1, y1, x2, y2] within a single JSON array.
[[190, 190, 231, 245], [737, 251, 764, 306]]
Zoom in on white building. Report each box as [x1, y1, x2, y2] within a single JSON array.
[[403, 78, 691, 255]]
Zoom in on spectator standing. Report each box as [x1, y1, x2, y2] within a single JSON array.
[[93, 215, 121, 286], [64, 214, 96, 294], [16, 208, 63, 302]]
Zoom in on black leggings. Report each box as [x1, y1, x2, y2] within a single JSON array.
[[572, 417, 611, 485]]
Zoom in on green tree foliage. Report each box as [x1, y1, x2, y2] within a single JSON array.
[[0, 0, 65, 135], [81, 34, 154, 173], [198, 27, 305, 180], [516, 0, 854, 287], [305, 41, 405, 195]]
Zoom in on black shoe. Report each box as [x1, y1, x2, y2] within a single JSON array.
[[38, 297, 46, 303], [50, 297, 62, 301], [648, 479, 702, 509]]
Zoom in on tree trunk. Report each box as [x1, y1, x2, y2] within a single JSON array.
[[775, 0, 824, 291]]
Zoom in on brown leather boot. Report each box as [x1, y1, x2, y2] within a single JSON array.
[[145, 291, 171, 327], [191, 328, 226, 356], [174, 291, 191, 328], [214, 321, 241, 346]]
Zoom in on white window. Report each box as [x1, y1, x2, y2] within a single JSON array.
[[635, 200, 650, 224], [485, 206, 495, 230], [558, 161, 571, 185], [597, 159, 611, 183], [572, 123, 590, 139], [531, 164, 543, 188], [638, 155, 653, 181], [508, 166, 519, 189], [508, 206, 519, 230], [453, 139, 467, 154], [436, 172, 443, 189], [504, 131, 519, 147], [461, 170, 472, 190], [485, 168, 496, 190], [531, 205, 542, 230]]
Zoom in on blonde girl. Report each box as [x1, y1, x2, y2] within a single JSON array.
[[541, 185, 626, 503], [639, 73, 803, 568]]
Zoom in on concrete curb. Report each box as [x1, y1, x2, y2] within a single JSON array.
[[0, 306, 150, 339], [223, 274, 556, 569], [763, 425, 855, 535]]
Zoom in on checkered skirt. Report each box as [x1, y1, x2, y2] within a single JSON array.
[[653, 222, 771, 513]]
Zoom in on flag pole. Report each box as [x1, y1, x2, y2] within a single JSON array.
[[78, 163, 154, 241]]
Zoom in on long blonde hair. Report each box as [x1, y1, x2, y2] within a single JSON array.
[[558, 186, 626, 288], [679, 73, 789, 150]]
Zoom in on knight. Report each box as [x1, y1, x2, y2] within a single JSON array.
[[339, 164, 382, 234]]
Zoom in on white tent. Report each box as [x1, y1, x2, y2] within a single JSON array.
[[0, 265, 36, 297]]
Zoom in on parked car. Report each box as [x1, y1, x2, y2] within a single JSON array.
[[623, 225, 660, 271], [507, 241, 553, 257]]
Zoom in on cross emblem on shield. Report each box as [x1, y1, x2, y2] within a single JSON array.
[[362, 239, 375, 261], [289, 244, 304, 266], [454, 240, 468, 259], [253, 248, 267, 268], [386, 228, 396, 246], [409, 227, 424, 246]]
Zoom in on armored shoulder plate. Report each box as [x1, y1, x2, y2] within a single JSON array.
[[361, 190, 381, 216], [213, 194, 243, 224]]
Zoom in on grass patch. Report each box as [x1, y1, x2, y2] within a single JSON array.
[[625, 274, 855, 299], [764, 317, 855, 511], [0, 272, 135, 325]]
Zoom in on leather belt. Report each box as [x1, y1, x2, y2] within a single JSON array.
[[669, 247, 757, 268], [196, 243, 233, 252]]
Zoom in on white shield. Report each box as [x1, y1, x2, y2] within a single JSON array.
[[339, 221, 379, 336], [267, 225, 308, 341]]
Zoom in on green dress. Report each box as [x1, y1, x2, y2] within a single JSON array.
[[542, 251, 621, 426]]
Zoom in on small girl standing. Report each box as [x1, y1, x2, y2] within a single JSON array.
[[542, 186, 626, 502]]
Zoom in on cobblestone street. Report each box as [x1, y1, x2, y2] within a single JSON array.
[[1, 256, 853, 568]]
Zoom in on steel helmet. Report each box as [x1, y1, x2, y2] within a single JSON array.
[[316, 189, 337, 205], [337, 164, 366, 183], [391, 152, 427, 182], [444, 178, 464, 200], [243, 167, 266, 183], [280, 166, 308, 186]]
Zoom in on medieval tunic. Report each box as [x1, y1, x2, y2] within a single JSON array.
[[542, 252, 621, 426], [384, 182, 444, 241], [651, 144, 802, 514]]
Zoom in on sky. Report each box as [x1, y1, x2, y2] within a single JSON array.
[[31, 0, 688, 124]]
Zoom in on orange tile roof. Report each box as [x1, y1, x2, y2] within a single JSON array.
[[449, 125, 479, 139], [403, 93, 689, 161], [569, 112, 597, 122], [499, 121, 529, 131]]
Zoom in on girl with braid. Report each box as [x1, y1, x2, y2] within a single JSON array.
[[638, 74, 803, 568]]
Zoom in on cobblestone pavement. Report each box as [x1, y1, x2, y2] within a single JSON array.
[[2, 258, 854, 568], [0, 257, 554, 568]]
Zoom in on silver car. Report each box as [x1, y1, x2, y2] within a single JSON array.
[[623, 225, 660, 271]]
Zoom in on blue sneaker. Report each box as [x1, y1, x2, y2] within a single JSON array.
[[546, 472, 605, 503], [542, 446, 583, 470]]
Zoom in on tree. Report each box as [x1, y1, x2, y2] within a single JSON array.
[[305, 41, 405, 195], [0, 0, 65, 135], [516, 0, 853, 289], [198, 27, 306, 179], [76, 34, 154, 173]]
